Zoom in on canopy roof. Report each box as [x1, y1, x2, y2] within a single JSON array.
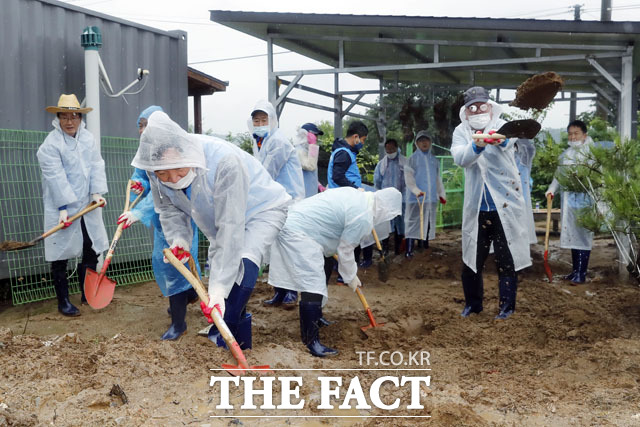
[[210, 11, 640, 93]]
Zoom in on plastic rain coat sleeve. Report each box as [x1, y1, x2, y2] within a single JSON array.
[[36, 120, 109, 262], [206, 155, 249, 297], [257, 129, 305, 201], [404, 164, 421, 196], [374, 162, 383, 190], [451, 101, 531, 273], [337, 239, 359, 284], [88, 141, 108, 196], [129, 168, 155, 227]]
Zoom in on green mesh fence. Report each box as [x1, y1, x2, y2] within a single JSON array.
[[0, 129, 162, 305], [437, 155, 464, 229]]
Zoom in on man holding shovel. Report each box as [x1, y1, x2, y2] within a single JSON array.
[[37, 94, 108, 316], [268, 187, 402, 357], [131, 111, 291, 350], [451, 86, 531, 320]]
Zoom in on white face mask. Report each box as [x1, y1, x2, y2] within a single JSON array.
[[568, 139, 584, 148], [253, 125, 269, 138], [468, 112, 491, 130], [162, 169, 196, 190], [387, 151, 398, 159]]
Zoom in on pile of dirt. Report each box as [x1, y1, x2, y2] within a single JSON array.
[[510, 72, 564, 111], [0, 229, 639, 425]]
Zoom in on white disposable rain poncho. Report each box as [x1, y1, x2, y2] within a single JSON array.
[[404, 132, 446, 240], [293, 127, 319, 198], [132, 111, 291, 298], [37, 118, 109, 262], [374, 150, 407, 193], [248, 100, 305, 201], [268, 187, 402, 299], [514, 139, 537, 244], [547, 136, 595, 250], [451, 100, 531, 273], [359, 184, 391, 248]]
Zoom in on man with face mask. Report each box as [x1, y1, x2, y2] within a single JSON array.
[[249, 100, 305, 310], [116, 105, 201, 340], [131, 111, 291, 350], [451, 86, 531, 320], [374, 139, 408, 255], [327, 121, 368, 189], [545, 120, 594, 284]]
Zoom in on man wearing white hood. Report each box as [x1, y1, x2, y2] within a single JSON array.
[[131, 111, 291, 349], [545, 120, 594, 284], [249, 100, 305, 310], [451, 86, 531, 320]]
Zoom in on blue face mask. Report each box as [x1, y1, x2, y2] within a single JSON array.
[[353, 138, 364, 151], [253, 126, 269, 138]]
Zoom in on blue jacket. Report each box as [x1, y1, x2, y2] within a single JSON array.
[[328, 138, 361, 188]]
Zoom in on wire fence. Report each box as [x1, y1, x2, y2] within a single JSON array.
[[0, 128, 463, 306]]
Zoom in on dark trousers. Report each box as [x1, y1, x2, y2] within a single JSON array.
[[51, 218, 98, 301], [323, 256, 335, 285], [461, 211, 515, 309]]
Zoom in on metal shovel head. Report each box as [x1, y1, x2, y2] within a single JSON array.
[[377, 260, 390, 282], [84, 268, 116, 309], [543, 250, 553, 283], [361, 321, 386, 333], [496, 119, 541, 140], [221, 364, 272, 377]]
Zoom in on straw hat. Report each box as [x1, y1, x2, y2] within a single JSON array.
[[45, 94, 93, 114]]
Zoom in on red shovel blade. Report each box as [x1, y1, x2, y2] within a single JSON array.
[[221, 364, 272, 377], [360, 308, 385, 332], [84, 268, 116, 309], [543, 250, 553, 282]]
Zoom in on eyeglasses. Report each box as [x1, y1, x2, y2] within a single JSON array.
[[467, 103, 489, 114]]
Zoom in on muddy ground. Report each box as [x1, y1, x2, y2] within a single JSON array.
[[0, 228, 639, 426]]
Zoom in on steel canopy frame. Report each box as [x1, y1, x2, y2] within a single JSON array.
[[210, 10, 639, 140]]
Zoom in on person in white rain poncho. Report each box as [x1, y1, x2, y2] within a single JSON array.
[[294, 122, 324, 198], [131, 111, 291, 350], [514, 139, 537, 244], [268, 187, 402, 357], [374, 138, 407, 255], [249, 100, 305, 310], [403, 131, 447, 258], [451, 86, 531, 320], [546, 120, 594, 284], [37, 94, 108, 317]]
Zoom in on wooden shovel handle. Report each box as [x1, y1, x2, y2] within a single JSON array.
[[123, 180, 133, 212], [471, 133, 506, 140], [40, 200, 105, 240], [544, 193, 553, 252], [371, 228, 383, 252], [418, 194, 425, 240], [355, 288, 370, 310]]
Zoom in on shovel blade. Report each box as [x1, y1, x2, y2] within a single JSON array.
[[84, 268, 116, 309], [543, 250, 553, 283], [221, 364, 246, 377], [377, 261, 390, 282], [497, 119, 541, 139]]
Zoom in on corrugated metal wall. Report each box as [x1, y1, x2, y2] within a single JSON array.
[[0, 0, 188, 134]]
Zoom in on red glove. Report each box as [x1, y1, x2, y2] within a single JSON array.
[[439, 197, 447, 205], [131, 180, 144, 195], [200, 301, 223, 324], [171, 245, 190, 262], [486, 130, 504, 144]]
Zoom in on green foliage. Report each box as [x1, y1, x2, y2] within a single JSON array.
[[225, 131, 253, 154], [530, 131, 567, 207], [559, 136, 640, 276]]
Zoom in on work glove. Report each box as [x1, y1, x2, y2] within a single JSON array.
[[413, 189, 425, 197], [439, 197, 447, 205], [163, 239, 190, 263], [58, 209, 72, 229], [347, 276, 362, 293], [117, 211, 139, 230], [545, 190, 554, 199], [473, 131, 488, 148], [92, 193, 107, 207], [131, 180, 144, 195], [318, 183, 326, 192], [486, 129, 505, 145], [200, 288, 226, 322]]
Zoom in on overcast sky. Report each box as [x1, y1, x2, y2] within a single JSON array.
[[61, 0, 640, 138]]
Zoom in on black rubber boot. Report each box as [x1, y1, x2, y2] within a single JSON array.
[[318, 317, 334, 328], [495, 276, 518, 320], [281, 290, 298, 310], [394, 233, 404, 255], [300, 301, 338, 357], [571, 250, 591, 285], [162, 290, 189, 340], [405, 239, 414, 258], [461, 268, 483, 317], [564, 249, 579, 281], [52, 262, 80, 317], [208, 285, 255, 350], [263, 287, 286, 307], [167, 288, 198, 316], [359, 246, 373, 268]]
